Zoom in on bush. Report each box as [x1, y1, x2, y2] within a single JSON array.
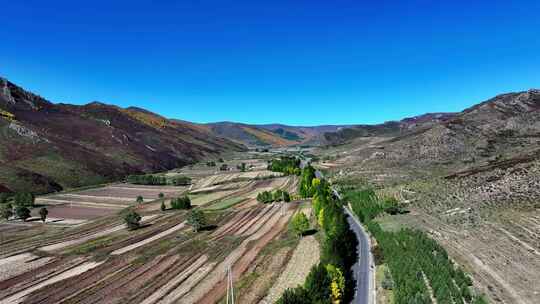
[[158, 193, 164, 199], [276, 287, 312, 304], [187, 209, 206, 232], [0, 204, 13, 220], [123, 210, 142, 230], [160, 201, 167, 211], [171, 196, 191, 210], [15, 206, 31, 221], [219, 164, 228, 171], [206, 161, 216, 167], [0, 193, 9, 204], [136, 196, 144, 204], [291, 212, 310, 237]]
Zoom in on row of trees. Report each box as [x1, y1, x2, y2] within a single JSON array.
[[0, 203, 48, 222], [169, 196, 192, 210], [278, 166, 358, 304], [1, 192, 35, 207], [268, 156, 301, 176], [126, 174, 191, 186], [346, 188, 487, 304], [256, 189, 291, 203]]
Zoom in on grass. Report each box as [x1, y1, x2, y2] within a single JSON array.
[[375, 215, 408, 232], [376, 264, 395, 304], [205, 197, 248, 210], [67, 234, 120, 255]]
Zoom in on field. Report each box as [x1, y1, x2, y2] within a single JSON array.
[[0, 153, 317, 304]]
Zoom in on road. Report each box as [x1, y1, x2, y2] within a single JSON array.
[[311, 165, 374, 304], [344, 206, 374, 304]]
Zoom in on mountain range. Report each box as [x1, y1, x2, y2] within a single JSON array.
[[1, 76, 539, 194]]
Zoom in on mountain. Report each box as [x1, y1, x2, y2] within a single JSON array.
[[206, 122, 350, 147], [324, 89, 540, 177], [0, 77, 245, 194], [323, 112, 456, 145]]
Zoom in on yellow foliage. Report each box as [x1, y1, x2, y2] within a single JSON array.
[[0, 109, 15, 121], [318, 208, 325, 228], [311, 178, 321, 188], [326, 264, 345, 304]]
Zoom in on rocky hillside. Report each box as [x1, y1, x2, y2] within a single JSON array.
[[323, 112, 455, 145], [0, 78, 245, 193], [326, 89, 540, 180]]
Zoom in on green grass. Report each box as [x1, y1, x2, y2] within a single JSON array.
[[67, 235, 120, 255], [376, 264, 395, 304], [375, 215, 408, 232], [205, 197, 247, 210]]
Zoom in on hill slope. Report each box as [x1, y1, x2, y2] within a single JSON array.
[[0, 78, 245, 193], [206, 122, 350, 147]]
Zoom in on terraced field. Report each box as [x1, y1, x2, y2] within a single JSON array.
[[0, 156, 313, 304]]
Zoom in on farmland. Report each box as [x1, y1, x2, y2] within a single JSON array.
[[0, 153, 316, 304]]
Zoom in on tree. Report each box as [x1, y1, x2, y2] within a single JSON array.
[[39, 207, 48, 223], [14, 192, 34, 207], [158, 193, 164, 199], [15, 206, 31, 221], [304, 263, 332, 303], [291, 212, 310, 237], [171, 196, 191, 209], [0, 193, 9, 204], [136, 196, 144, 204], [276, 287, 312, 304], [219, 164, 228, 171], [187, 209, 206, 232], [160, 201, 167, 211], [283, 191, 291, 202], [123, 210, 142, 230], [237, 162, 246, 172], [326, 264, 345, 304], [206, 161, 216, 167], [0, 204, 13, 221], [171, 176, 191, 186]]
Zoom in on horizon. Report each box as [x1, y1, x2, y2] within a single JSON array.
[[1, 1, 539, 125]]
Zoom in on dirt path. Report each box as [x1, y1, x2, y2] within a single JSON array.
[[261, 235, 320, 303]]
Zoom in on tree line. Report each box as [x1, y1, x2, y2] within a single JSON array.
[[278, 165, 358, 304], [256, 189, 291, 203], [126, 174, 191, 186], [345, 188, 488, 304], [1, 192, 48, 222]]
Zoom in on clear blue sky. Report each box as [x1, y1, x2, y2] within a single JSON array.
[[1, 1, 539, 125]]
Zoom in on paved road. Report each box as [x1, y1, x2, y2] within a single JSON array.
[[344, 206, 374, 304], [312, 166, 373, 304]]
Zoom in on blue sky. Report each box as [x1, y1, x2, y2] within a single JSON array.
[[1, 0, 539, 125]]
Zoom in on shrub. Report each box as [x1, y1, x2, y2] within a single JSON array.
[[158, 193, 164, 199], [0, 204, 13, 220], [206, 161, 216, 167], [123, 210, 142, 230], [136, 196, 144, 204], [160, 201, 167, 211], [15, 206, 31, 221], [291, 212, 310, 237]]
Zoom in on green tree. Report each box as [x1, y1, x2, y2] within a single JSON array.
[[158, 193, 164, 199], [39, 207, 48, 223], [304, 263, 332, 303], [276, 287, 312, 304], [171, 196, 191, 209], [160, 201, 167, 211], [291, 212, 310, 237], [187, 209, 207, 232], [136, 196, 144, 204], [0, 204, 13, 221], [15, 206, 31, 221], [14, 192, 34, 207], [0, 193, 9, 204], [123, 209, 142, 230]]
